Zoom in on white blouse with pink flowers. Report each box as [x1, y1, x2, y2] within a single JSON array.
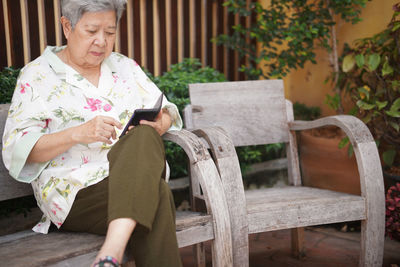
[[2, 46, 182, 234]]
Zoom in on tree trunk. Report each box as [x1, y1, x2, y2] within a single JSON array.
[[328, 6, 344, 114]]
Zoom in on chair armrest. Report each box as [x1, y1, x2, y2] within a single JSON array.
[[191, 126, 249, 266], [289, 115, 374, 144], [162, 130, 233, 266], [290, 116, 385, 235], [163, 129, 210, 164]]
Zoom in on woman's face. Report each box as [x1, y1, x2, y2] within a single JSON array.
[[62, 10, 117, 69]]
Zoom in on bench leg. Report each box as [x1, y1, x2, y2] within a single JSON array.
[[360, 218, 384, 266], [193, 243, 206, 267], [291, 227, 305, 259]]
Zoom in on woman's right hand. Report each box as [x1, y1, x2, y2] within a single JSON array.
[[72, 115, 123, 145], [27, 116, 123, 163]]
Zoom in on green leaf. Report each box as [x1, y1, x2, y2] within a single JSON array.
[[355, 54, 365, 68], [386, 98, 400, 117], [342, 54, 356, 72], [376, 101, 388, 110], [389, 121, 400, 132], [356, 100, 375, 110], [390, 98, 400, 111], [347, 144, 354, 158], [349, 106, 358, 116], [385, 110, 400, 117], [392, 22, 400, 32], [383, 149, 396, 166], [382, 60, 394, 76], [367, 53, 381, 71], [362, 113, 372, 124], [338, 137, 349, 149], [325, 93, 340, 111]]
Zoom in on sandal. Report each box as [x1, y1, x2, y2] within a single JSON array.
[[93, 256, 120, 267]]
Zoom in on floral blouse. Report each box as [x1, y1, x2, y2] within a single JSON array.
[[2, 46, 182, 234]]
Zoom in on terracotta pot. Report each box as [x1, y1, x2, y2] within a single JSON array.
[[299, 130, 361, 195]]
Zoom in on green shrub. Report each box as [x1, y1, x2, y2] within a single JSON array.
[[149, 58, 226, 115], [0, 67, 20, 104], [338, 6, 400, 167], [236, 143, 285, 175], [147, 58, 227, 179], [293, 102, 321, 121]]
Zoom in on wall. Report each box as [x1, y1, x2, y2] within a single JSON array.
[[260, 0, 398, 115]]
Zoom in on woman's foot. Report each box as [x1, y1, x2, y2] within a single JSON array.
[[92, 218, 137, 266], [93, 256, 120, 267]]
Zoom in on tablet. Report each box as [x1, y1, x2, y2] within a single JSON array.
[[119, 94, 163, 138]]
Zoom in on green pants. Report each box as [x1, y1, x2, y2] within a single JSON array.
[[61, 125, 182, 267]]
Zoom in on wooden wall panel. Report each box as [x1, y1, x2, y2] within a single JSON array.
[[1, 0, 11, 67], [1, 0, 256, 81], [37, 0, 47, 54]]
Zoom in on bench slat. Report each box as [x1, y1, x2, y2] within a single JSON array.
[[48, 251, 98, 267], [0, 104, 34, 201], [244, 187, 366, 233], [0, 231, 104, 267], [0, 211, 211, 266]]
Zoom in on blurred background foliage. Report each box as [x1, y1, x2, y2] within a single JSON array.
[[337, 6, 400, 169], [0, 67, 20, 104]]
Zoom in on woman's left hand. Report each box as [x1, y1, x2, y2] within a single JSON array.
[[136, 109, 172, 136]]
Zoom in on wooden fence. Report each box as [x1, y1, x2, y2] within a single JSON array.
[[0, 0, 256, 80]]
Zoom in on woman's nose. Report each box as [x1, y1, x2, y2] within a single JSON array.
[[94, 32, 106, 46]]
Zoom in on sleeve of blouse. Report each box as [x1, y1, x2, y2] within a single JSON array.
[[2, 72, 51, 183], [131, 60, 183, 132]]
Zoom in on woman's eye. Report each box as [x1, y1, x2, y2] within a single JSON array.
[[87, 30, 96, 34], [106, 32, 116, 36]]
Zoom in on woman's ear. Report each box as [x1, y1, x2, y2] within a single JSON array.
[[60, 16, 72, 39]]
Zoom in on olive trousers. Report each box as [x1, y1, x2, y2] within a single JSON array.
[[61, 125, 182, 267]]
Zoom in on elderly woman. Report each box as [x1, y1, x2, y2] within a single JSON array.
[[2, 0, 183, 266]]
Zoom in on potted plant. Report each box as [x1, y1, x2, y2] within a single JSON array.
[[215, 0, 368, 195], [338, 3, 400, 189]]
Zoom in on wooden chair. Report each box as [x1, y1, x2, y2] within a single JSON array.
[[0, 103, 232, 266], [183, 80, 385, 267]]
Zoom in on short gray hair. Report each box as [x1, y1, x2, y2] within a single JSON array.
[[61, 0, 126, 28]]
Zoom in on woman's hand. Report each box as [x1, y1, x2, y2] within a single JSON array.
[[28, 116, 122, 163], [72, 115, 122, 145], [138, 109, 172, 136]]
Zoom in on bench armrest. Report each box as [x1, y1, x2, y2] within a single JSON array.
[[190, 126, 249, 266], [289, 115, 384, 194], [289, 115, 374, 144], [289, 116, 385, 241], [163, 129, 233, 266]]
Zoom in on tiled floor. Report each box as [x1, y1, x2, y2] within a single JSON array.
[[179, 226, 400, 267]]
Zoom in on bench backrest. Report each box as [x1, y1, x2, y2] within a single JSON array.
[[186, 80, 290, 147], [185, 79, 302, 187], [0, 104, 33, 201]]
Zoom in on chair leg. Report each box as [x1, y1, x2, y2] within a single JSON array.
[[193, 243, 206, 267], [291, 227, 305, 259], [360, 218, 384, 267]]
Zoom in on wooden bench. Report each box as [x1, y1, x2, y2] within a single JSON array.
[[0, 103, 233, 266], [184, 80, 386, 267]]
